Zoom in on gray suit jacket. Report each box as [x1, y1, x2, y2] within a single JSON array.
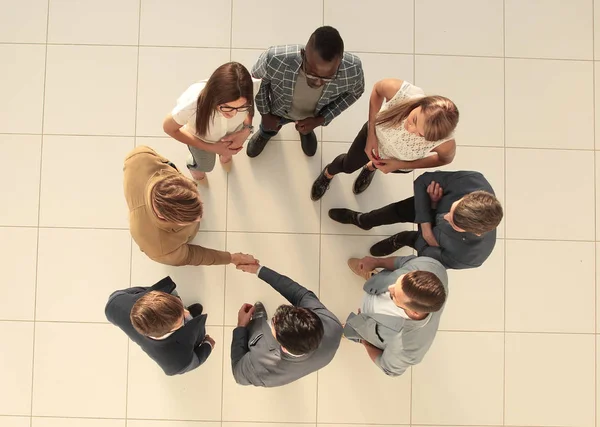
[[230, 267, 343, 387], [345, 256, 448, 377]]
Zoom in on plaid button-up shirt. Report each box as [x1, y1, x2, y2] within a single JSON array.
[[251, 44, 365, 126]]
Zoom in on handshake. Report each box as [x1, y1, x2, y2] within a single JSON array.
[[230, 252, 261, 275]]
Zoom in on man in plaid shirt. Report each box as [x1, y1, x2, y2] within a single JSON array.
[[247, 26, 365, 158]]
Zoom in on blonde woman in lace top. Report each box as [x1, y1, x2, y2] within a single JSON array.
[[310, 79, 459, 201]]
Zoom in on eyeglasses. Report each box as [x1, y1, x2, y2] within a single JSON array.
[[219, 104, 252, 113], [301, 49, 337, 83]]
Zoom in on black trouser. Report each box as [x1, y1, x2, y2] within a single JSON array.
[[360, 197, 416, 228]]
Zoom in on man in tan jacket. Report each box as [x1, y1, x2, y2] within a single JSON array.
[[124, 146, 256, 267]]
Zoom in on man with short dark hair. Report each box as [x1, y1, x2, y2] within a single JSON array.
[[329, 171, 503, 269], [344, 255, 448, 377], [105, 276, 214, 376], [231, 265, 343, 387], [247, 26, 365, 158]]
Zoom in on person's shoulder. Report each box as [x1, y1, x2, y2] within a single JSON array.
[[341, 52, 364, 75], [264, 44, 302, 60], [406, 256, 448, 281]]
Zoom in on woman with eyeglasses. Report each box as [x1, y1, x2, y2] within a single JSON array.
[[163, 62, 256, 183], [310, 79, 459, 201]]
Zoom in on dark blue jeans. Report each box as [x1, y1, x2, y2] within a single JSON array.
[[259, 117, 294, 139]]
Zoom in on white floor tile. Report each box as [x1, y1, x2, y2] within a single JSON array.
[[596, 0, 600, 60], [0, 0, 47, 43], [231, 0, 323, 49], [39, 135, 133, 228], [36, 228, 131, 322], [0, 417, 30, 427], [32, 323, 128, 418], [505, 333, 595, 427], [0, 45, 46, 134], [322, 53, 413, 142], [127, 326, 223, 421], [505, 0, 593, 60], [412, 332, 504, 425], [224, 424, 314, 427], [136, 47, 231, 137], [0, 228, 37, 321], [135, 137, 228, 232], [129, 422, 219, 427], [506, 240, 595, 333], [221, 327, 318, 423], [0, 135, 42, 226], [415, 0, 504, 56], [32, 419, 125, 427], [415, 55, 504, 147], [506, 59, 594, 149], [596, 243, 600, 333], [44, 45, 138, 136], [131, 232, 226, 326], [227, 142, 322, 233], [442, 240, 504, 332], [324, 0, 413, 53], [140, 0, 231, 47], [506, 149, 595, 240], [0, 322, 34, 416], [317, 338, 411, 424], [225, 232, 320, 325], [47, 0, 140, 45], [596, 67, 600, 149]]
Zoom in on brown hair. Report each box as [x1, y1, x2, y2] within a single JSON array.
[[401, 271, 446, 313], [376, 95, 459, 141], [130, 291, 185, 337], [151, 174, 203, 224], [273, 305, 324, 355], [453, 190, 503, 235], [195, 62, 254, 137]]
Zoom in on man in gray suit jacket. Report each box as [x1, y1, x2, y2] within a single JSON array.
[[231, 264, 343, 387], [344, 255, 448, 377]]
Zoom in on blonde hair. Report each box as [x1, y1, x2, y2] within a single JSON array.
[[131, 291, 184, 337], [151, 174, 203, 224], [454, 191, 503, 234], [376, 95, 459, 141]]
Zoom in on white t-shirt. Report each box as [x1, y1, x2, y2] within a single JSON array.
[[361, 292, 411, 319], [375, 81, 454, 165], [171, 81, 250, 143]]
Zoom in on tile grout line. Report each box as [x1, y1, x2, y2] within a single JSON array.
[[502, 0, 507, 425]]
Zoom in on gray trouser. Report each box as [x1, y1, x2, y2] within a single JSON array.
[[187, 146, 216, 173]]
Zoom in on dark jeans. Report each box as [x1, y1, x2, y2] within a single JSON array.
[[359, 197, 416, 229], [259, 117, 294, 139]]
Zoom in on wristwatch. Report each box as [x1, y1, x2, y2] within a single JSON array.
[[241, 124, 254, 134]]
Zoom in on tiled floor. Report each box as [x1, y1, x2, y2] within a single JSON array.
[[0, 0, 596, 426]]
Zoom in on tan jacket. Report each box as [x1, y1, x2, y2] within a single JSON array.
[[123, 146, 231, 266]]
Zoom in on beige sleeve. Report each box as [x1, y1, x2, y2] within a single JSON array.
[[155, 243, 232, 266]]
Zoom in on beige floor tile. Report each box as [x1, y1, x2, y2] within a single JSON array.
[[0, 322, 34, 416], [506, 149, 594, 240], [415, 0, 503, 56], [505, 333, 595, 426], [224, 424, 314, 427], [136, 47, 230, 137], [47, 0, 139, 45], [0, 228, 37, 320], [324, 0, 413, 53], [140, 0, 230, 47], [129, 422, 219, 427], [597, 69, 600, 149], [442, 240, 504, 331], [597, 0, 600, 60], [224, 232, 320, 325], [506, 59, 593, 149], [36, 228, 131, 322], [0, 417, 30, 427], [415, 55, 504, 147], [320, 142, 416, 237], [505, 0, 593, 60], [0, 45, 46, 133], [39, 136, 133, 228], [506, 240, 595, 333], [32, 323, 128, 417], [44, 45, 138, 136], [317, 338, 411, 424], [0, 0, 47, 42], [127, 326, 223, 421], [32, 418, 125, 427], [130, 232, 226, 326], [226, 141, 322, 233], [221, 327, 318, 423], [597, 243, 600, 332], [412, 331, 504, 425]]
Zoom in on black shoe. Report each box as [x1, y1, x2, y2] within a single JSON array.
[[300, 130, 318, 157], [252, 301, 267, 320], [187, 303, 204, 318], [247, 133, 271, 158], [353, 166, 376, 195], [328, 208, 372, 230], [370, 231, 418, 256], [311, 168, 332, 201]]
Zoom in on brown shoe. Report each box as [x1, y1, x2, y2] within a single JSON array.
[[347, 258, 375, 280]]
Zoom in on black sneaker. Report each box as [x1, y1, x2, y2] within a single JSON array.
[[328, 208, 372, 230], [370, 231, 418, 256], [252, 301, 267, 320], [246, 133, 271, 158], [311, 168, 332, 201], [187, 303, 204, 318], [300, 130, 318, 157], [353, 166, 376, 194]]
